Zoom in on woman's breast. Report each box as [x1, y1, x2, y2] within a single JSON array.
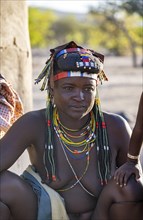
[[46, 155, 104, 214]]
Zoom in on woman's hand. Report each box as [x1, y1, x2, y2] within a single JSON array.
[[114, 162, 141, 187]]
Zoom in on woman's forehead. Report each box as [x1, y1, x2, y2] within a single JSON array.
[[54, 77, 96, 86]]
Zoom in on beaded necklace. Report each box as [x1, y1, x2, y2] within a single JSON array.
[[52, 108, 96, 196], [54, 127, 95, 197], [58, 125, 88, 139], [53, 109, 96, 160], [54, 109, 96, 148], [57, 113, 91, 133]]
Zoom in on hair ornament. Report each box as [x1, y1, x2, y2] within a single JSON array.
[[35, 41, 108, 90], [35, 54, 54, 91]]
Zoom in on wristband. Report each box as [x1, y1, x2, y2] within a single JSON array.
[[127, 153, 139, 160]]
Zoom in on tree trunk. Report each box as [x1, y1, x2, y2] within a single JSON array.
[[0, 0, 33, 112], [0, 0, 32, 174]]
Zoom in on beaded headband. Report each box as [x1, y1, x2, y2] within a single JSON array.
[[53, 71, 98, 81], [35, 41, 108, 91]]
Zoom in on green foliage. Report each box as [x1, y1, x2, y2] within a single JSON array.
[[51, 16, 93, 46], [121, 0, 143, 16], [88, 2, 142, 56], [28, 2, 142, 58], [29, 8, 57, 47]]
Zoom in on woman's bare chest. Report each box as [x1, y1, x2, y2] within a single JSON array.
[[29, 126, 117, 196]]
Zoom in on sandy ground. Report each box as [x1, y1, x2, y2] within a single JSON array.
[[10, 51, 143, 174]]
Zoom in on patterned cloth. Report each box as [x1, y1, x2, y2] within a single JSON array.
[[0, 74, 24, 138]]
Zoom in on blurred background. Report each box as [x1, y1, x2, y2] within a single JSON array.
[[1, 0, 142, 172]]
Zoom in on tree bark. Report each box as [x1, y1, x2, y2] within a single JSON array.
[[0, 0, 33, 112], [0, 0, 32, 174]]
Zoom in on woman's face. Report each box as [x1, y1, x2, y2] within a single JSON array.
[[52, 77, 97, 121]]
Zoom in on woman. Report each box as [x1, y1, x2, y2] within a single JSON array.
[[0, 41, 143, 220]]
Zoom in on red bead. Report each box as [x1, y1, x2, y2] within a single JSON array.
[[102, 122, 106, 128], [47, 120, 51, 126], [52, 175, 56, 181], [74, 150, 79, 154]]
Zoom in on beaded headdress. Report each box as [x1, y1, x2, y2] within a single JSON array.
[[35, 41, 111, 188], [35, 41, 108, 90]]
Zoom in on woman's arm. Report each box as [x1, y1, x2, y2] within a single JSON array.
[[127, 92, 143, 158], [0, 111, 39, 172], [114, 92, 143, 186]]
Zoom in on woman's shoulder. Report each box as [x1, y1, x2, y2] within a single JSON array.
[[103, 111, 131, 132], [12, 108, 46, 130], [103, 111, 131, 151], [23, 108, 46, 120]]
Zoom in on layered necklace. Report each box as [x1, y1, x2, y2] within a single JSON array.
[[44, 94, 111, 188], [53, 108, 96, 196]]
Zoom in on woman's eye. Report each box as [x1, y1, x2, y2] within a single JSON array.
[[84, 87, 94, 92], [63, 87, 73, 91]]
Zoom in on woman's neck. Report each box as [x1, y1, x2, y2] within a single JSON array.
[[57, 111, 90, 131]]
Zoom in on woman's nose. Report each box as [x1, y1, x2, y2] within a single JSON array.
[[73, 90, 84, 101]]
